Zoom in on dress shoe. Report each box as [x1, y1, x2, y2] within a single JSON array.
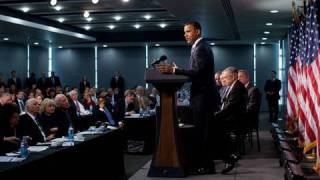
[[221, 162, 235, 174], [188, 166, 216, 175]]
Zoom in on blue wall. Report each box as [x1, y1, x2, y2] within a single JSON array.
[[98, 47, 145, 89], [0, 42, 27, 82], [53, 47, 95, 88], [0, 43, 280, 111]]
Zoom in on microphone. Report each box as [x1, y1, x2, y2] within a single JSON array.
[[151, 55, 168, 67]]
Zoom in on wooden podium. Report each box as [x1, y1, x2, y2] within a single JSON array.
[[145, 68, 189, 177]]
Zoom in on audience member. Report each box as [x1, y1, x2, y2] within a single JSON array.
[[7, 70, 22, 90], [264, 70, 281, 122]]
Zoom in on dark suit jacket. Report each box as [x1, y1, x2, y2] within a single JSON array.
[[247, 83, 262, 114], [175, 39, 220, 113], [93, 105, 118, 127], [7, 77, 22, 90], [0, 125, 20, 154], [110, 76, 125, 91], [54, 108, 72, 137], [37, 77, 49, 90], [264, 78, 281, 100], [79, 80, 91, 94], [18, 114, 46, 145], [25, 76, 37, 89], [48, 76, 61, 87], [215, 80, 248, 125]]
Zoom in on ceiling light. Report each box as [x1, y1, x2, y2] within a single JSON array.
[[262, 37, 268, 40], [34, 42, 39, 45], [57, 18, 65, 23], [84, 11, 90, 18], [107, 25, 115, 30], [155, 44, 160, 47], [266, 23, 273, 26], [58, 46, 63, 48], [133, 24, 141, 29], [144, 14, 152, 20], [84, 25, 91, 30], [103, 44, 108, 48], [260, 42, 266, 45], [113, 15, 122, 21], [264, 31, 270, 34], [210, 42, 215, 46], [3, 38, 9, 41], [50, 0, 57, 6], [86, 17, 93, 22], [270, 10, 279, 13], [159, 23, 167, 28], [122, 0, 130, 2], [54, 5, 62, 11], [21, 7, 30, 13], [92, 0, 99, 4]]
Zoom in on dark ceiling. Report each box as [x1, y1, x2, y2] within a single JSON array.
[[0, 0, 292, 47]]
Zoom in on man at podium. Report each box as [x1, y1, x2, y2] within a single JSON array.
[[156, 21, 219, 175]]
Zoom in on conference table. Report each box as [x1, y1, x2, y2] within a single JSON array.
[[0, 128, 126, 179], [123, 114, 156, 154]]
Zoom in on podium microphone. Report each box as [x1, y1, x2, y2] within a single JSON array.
[[151, 55, 168, 67]]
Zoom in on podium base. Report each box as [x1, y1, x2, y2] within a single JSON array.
[[147, 166, 186, 177]]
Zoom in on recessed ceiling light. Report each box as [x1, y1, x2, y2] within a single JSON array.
[[210, 42, 215, 46], [270, 10, 279, 13], [113, 15, 122, 21], [155, 44, 160, 47], [122, 0, 130, 2], [34, 42, 39, 45], [266, 23, 273, 26], [103, 44, 108, 48], [21, 7, 30, 13], [92, 0, 99, 4], [86, 17, 93, 22], [58, 46, 63, 48], [144, 14, 152, 20], [159, 23, 167, 28], [54, 5, 62, 11], [50, 0, 57, 6], [84, 11, 90, 18], [3, 38, 9, 41], [262, 37, 268, 40], [133, 24, 141, 29], [107, 25, 115, 30], [57, 18, 65, 23], [264, 31, 270, 34], [261, 42, 266, 45], [84, 25, 91, 30]]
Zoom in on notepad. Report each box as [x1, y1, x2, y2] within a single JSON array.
[[0, 156, 25, 162], [28, 146, 49, 152]]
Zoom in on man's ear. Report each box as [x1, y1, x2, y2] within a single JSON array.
[[196, 29, 201, 36]]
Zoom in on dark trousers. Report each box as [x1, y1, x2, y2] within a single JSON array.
[[190, 93, 214, 169], [267, 98, 279, 122]]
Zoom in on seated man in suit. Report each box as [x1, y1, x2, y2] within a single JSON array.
[[113, 90, 136, 122], [215, 66, 248, 174], [18, 98, 47, 145], [54, 94, 73, 136], [68, 90, 89, 116], [238, 69, 262, 123]]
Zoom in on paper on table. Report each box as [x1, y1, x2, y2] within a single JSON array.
[[0, 156, 25, 162], [28, 146, 49, 152]]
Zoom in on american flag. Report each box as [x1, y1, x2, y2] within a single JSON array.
[[305, 1, 320, 174], [287, 1, 320, 173]]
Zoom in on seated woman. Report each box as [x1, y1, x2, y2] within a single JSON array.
[[0, 104, 21, 155], [93, 96, 120, 127], [82, 91, 95, 111], [38, 98, 59, 140]]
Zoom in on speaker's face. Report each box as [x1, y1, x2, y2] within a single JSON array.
[[184, 25, 200, 44]]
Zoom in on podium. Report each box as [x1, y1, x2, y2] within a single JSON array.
[[145, 68, 189, 177]]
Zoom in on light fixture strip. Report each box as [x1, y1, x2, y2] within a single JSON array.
[[27, 44, 30, 78], [48, 46, 52, 77], [95, 46, 98, 88], [145, 44, 149, 89]]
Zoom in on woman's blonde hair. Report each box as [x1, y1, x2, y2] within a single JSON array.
[[40, 98, 56, 114]]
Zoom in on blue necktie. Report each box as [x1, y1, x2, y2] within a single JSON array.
[[104, 108, 115, 126]]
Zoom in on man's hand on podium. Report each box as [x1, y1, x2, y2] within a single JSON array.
[[156, 63, 177, 74]]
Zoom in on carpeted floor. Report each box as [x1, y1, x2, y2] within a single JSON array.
[[124, 112, 285, 179]]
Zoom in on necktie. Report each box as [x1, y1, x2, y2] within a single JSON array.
[[104, 108, 115, 126], [19, 100, 25, 112], [75, 101, 80, 112], [34, 116, 47, 142]]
